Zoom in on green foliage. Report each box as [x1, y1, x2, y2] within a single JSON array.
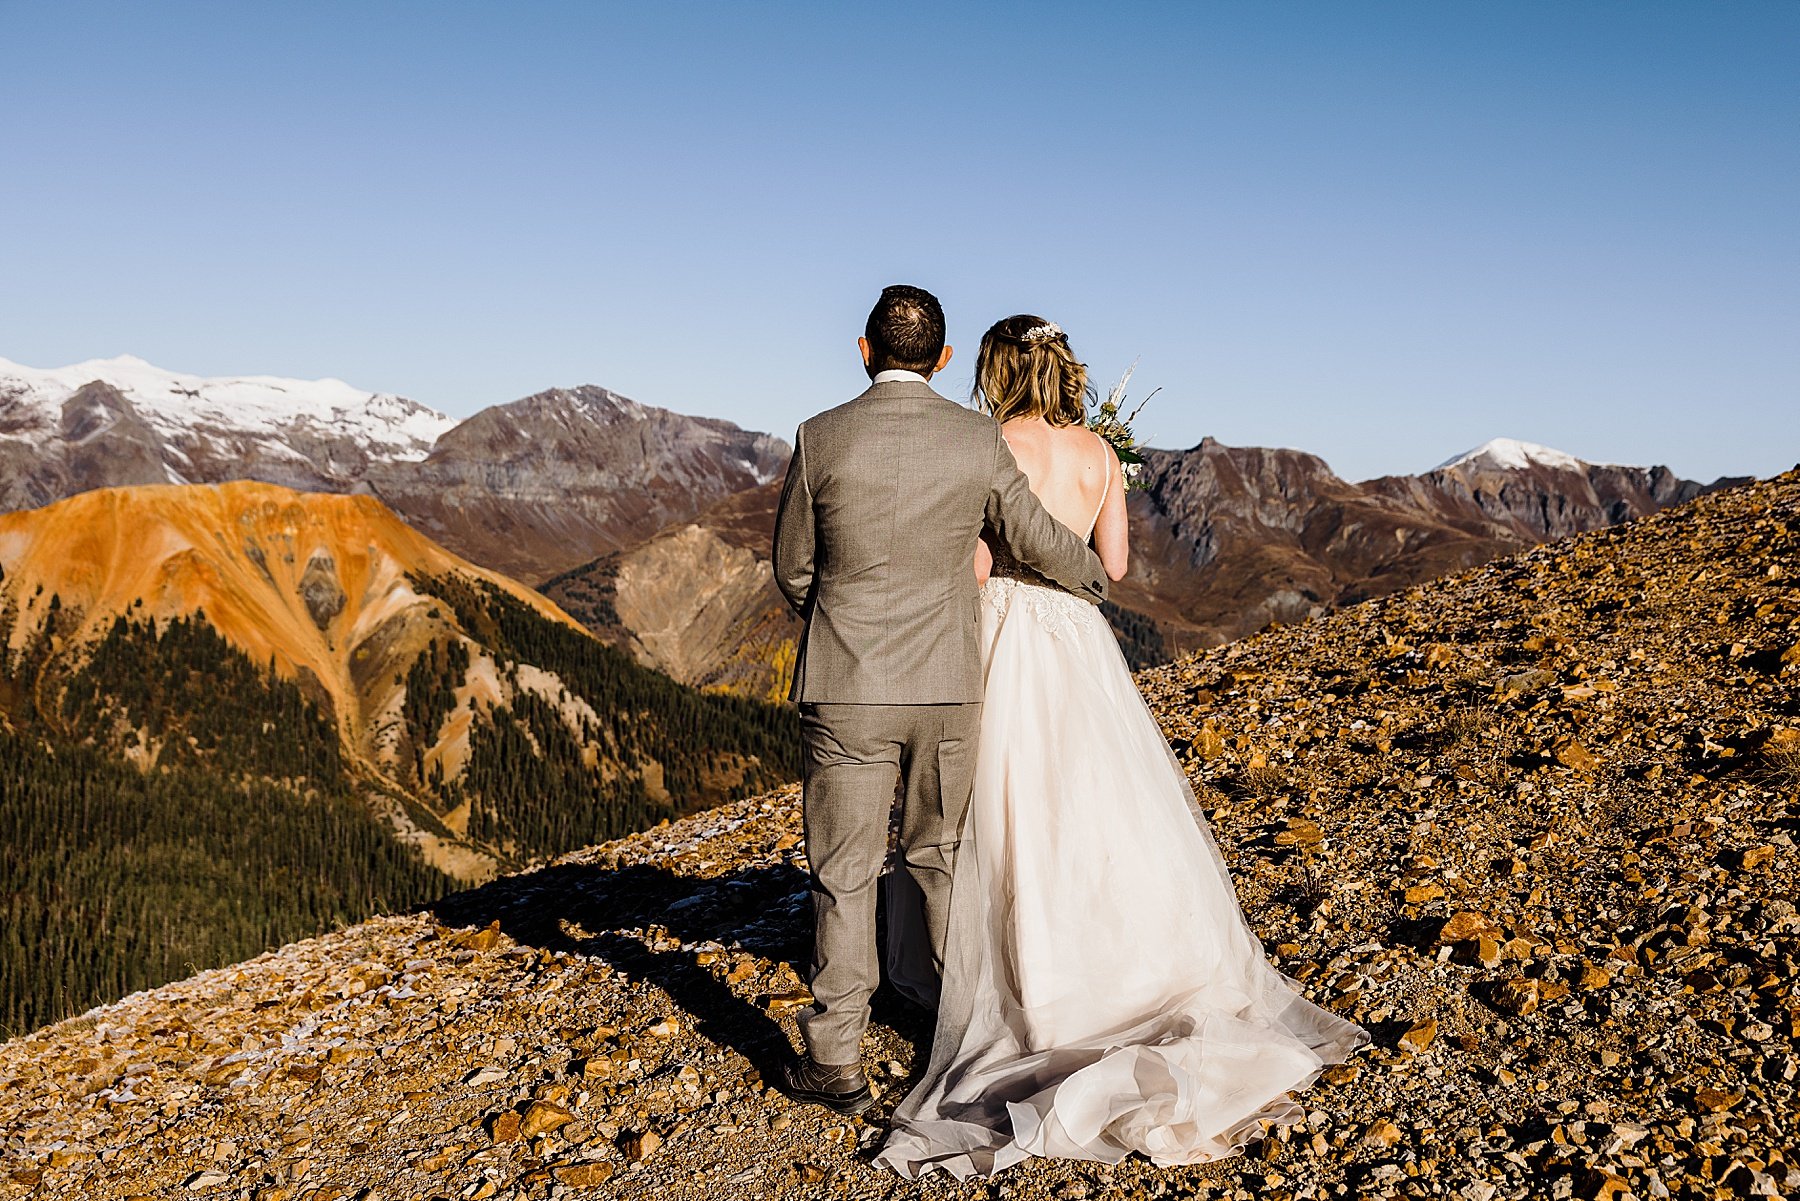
[[401, 636, 470, 784], [408, 571, 799, 860], [60, 612, 343, 780], [0, 610, 445, 1036], [539, 553, 622, 631]]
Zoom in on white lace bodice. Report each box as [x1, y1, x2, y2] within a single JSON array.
[[980, 575, 1100, 642]]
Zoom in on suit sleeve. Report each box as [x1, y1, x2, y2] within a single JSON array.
[[984, 428, 1109, 605], [771, 424, 815, 613]]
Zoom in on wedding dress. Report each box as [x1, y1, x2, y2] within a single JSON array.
[[876, 477, 1367, 1179]]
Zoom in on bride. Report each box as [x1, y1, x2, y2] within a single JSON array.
[[875, 315, 1367, 1179]]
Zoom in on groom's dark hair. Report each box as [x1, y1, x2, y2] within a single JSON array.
[[865, 284, 946, 374]]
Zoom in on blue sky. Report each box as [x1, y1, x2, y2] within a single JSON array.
[[2, 1, 1795, 482]]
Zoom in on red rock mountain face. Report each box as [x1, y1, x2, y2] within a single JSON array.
[[1116, 438, 1746, 657], [364, 387, 790, 584], [541, 437, 1743, 690]]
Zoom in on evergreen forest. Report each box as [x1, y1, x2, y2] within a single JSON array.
[[0, 611, 444, 1036], [405, 571, 799, 860], [0, 573, 801, 1036]]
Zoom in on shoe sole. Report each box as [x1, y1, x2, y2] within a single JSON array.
[[785, 1082, 875, 1115]]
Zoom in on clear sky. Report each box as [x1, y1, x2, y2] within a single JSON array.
[[2, 1, 1795, 482]]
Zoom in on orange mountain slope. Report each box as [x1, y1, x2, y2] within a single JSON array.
[[0, 480, 584, 760]]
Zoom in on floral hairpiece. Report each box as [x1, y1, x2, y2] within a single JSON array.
[[1019, 321, 1064, 344]]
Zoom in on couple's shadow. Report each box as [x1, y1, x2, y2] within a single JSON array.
[[426, 858, 934, 1090]]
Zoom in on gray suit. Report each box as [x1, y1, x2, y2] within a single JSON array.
[[771, 377, 1107, 1064]]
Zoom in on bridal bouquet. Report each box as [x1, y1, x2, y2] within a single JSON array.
[[1088, 360, 1157, 491]]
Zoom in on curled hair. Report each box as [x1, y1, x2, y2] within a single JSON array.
[[972, 314, 1093, 426], [865, 284, 946, 374]]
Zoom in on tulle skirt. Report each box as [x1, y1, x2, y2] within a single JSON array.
[[876, 577, 1367, 1179]]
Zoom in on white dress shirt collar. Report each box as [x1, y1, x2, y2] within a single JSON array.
[[871, 368, 930, 385]]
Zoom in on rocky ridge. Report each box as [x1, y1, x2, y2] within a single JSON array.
[[0, 358, 790, 588], [2, 469, 1795, 1200]]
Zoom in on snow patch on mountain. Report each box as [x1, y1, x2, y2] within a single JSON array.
[[0, 355, 457, 460], [1434, 438, 1588, 474]]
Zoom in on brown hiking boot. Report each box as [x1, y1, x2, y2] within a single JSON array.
[[779, 1056, 874, 1115]]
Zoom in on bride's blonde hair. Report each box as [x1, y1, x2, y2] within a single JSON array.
[[973, 314, 1094, 427]]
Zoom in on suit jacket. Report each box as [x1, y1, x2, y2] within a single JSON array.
[[771, 378, 1109, 704]]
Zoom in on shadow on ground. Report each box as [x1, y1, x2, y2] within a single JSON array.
[[426, 859, 934, 1088]]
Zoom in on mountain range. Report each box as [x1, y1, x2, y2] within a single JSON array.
[[0, 480, 797, 1032], [0, 356, 1751, 693]]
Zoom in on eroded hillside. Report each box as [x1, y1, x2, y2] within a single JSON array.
[[0, 470, 1794, 1201]]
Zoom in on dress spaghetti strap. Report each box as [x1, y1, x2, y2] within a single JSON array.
[[1085, 428, 1111, 540]]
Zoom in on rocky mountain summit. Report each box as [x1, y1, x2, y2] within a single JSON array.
[[3, 469, 1794, 1201], [1113, 436, 1743, 657], [366, 386, 788, 586], [0, 356, 457, 510], [0, 358, 789, 587]]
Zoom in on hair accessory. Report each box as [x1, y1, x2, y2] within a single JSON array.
[[1019, 321, 1064, 344]]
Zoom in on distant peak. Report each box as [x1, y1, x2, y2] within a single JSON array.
[[1434, 438, 1586, 473]]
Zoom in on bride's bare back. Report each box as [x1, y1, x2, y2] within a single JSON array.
[[980, 418, 1129, 582]]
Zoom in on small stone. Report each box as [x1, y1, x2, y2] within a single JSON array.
[[1438, 911, 1495, 943], [1275, 818, 1323, 847], [456, 921, 503, 952], [464, 1065, 508, 1087], [645, 1017, 679, 1038], [1694, 1086, 1739, 1112], [1403, 882, 1445, 904], [1739, 845, 1777, 870], [186, 1172, 231, 1191], [621, 1129, 662, 1161], [1361, 1119, 1403, 1148], [522, 1100, 575, 1138], [487, 1110, 522, 1143], [762, 989, 814, 1016], [1576, 1167, 1631, 1200], [1494, 978, 1541, 1016], [1555, 741, 1599, 772], [552, 1162, 616, 1186], [1575, 962, 1612, 990], [1398, 1019, 1437, 1053]]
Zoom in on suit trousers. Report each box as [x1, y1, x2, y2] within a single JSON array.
[[795, 701, 982, 1065]]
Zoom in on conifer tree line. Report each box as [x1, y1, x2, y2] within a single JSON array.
[[405, 571, 800, 862], [0, 574, 802, 1035], [0, 608, 443, 1036]]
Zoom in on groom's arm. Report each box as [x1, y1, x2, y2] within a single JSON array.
[[771, 425, 815, 613], [984, 429, 1109, 605]]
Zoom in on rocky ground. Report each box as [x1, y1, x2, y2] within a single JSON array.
[[2, 469, 1796, 1201]]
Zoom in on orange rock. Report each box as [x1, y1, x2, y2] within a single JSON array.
[[1555, 741, 1599, 772], [553, 1163, 616, 1186], [1361, 1119, 1403, 1148], [1438, 911, 1497, 943], [487, 1111, 522, 1143], [1398, 1019, 1438, 1053], [1493, 978, 1540, 1016]]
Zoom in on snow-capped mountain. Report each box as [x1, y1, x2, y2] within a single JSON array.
[[0, 354, 455, 463], [1433, 437, 1592, 474], [0, 355, 459, 510], [0, 356, 790, 583]]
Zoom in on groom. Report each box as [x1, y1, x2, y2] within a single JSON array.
[[771, 284, 1108, 1113]]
